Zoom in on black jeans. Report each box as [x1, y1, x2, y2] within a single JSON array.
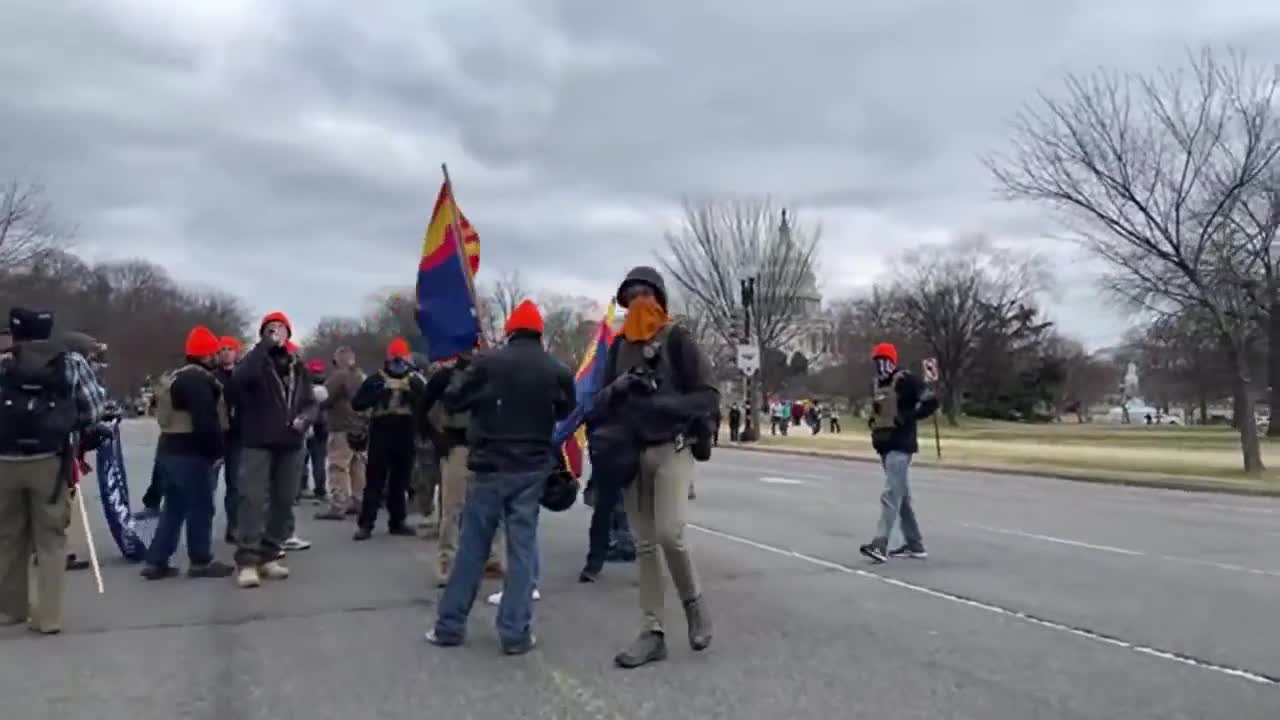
[[141, 453, 164, 511], [585, 478, 631, 570], [223, 440, 241, 535], [359, 428, 414, 530], [300, 427, 328, 496]]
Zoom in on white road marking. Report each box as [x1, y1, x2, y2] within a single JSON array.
[[759, 477, 810, 486], [964, 523, 1280, 579], [710, 462, 830, 481], [964, 524, 1145, 556], [688, 523, 1278, 686]]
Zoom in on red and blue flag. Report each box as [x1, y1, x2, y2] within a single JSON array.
[[416, 179, 481, 361]]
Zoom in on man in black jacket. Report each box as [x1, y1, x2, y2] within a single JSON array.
[[230, 312, 318, 588], [141, 327, 235, 580], [426, 300, 574, 655], [214, 336, 242, 543], [859, 342, 939, 564], [351, 338, 425, 540]]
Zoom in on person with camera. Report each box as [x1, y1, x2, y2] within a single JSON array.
[[425, 300, 575, 655], [230, 311, 319, 589], [590, 266, 719, 669], [0, 308, 108, 633], [351, 338, 425, 540], [140, 327, 235, 580], [315, 346, 368, 521]]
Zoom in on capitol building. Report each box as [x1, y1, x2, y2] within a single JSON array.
[[780, 266, 838, 371]]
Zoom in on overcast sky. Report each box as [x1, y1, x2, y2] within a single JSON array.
[[4, 1, 1279, 349]]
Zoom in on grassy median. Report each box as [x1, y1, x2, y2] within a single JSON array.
[[751, 417, 1280, 493]]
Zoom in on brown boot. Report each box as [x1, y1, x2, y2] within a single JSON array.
[[614, 630, 668, 669]]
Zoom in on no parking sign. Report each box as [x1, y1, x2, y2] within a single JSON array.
[[922, 357, 939, 383]]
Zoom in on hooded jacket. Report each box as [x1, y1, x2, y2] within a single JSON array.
[[231, 340, 318, 450]]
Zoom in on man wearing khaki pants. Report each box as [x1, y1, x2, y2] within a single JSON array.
[[418, 352, 502, 587], [315, 347, 367, 520]]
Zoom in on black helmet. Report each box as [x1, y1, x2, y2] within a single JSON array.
[[540, 465, 579, 512]]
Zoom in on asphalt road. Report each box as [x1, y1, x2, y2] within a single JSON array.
[[2, 420, 1277, 719]]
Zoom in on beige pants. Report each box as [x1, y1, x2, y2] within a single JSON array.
[[325, 434, 367, 512], [0, 456, 70, 632], [437, 446, 501, 573], [66, 489, 86, 557], [625, 443, 701, 633]]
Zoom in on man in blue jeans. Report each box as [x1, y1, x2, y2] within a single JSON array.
[[859, 342, 939, 564], [141, 327, 236, 580], [426, 300, 575, 655]]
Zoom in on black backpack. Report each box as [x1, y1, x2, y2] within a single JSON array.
[[0, 345, 78, 456]]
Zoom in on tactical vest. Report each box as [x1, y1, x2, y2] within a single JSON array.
[[871, 372, 903, 431], [613, 326, 675, 387], [155, 365, 230, 435], [427, 367, 470, 431], [372, 370, 415, 417]]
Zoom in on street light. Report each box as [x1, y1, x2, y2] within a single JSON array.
[[739, 262, 760, 442]]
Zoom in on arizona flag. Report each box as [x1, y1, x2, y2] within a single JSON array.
[[416, 179, 482, 361], [552, 301, 618, 478]]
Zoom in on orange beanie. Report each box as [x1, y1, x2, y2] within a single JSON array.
[[219, 336, 242, 351], [504, 300, 544, 336], [386, 337, 411, 360], [185, 326, 221, 358], [870, 342, 898, 365], [260, 311, 293, 339]]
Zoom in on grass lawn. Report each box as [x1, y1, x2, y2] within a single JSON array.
[[752, 417, 1280, 493]]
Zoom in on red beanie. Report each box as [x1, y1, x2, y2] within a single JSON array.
[[386, 337, 411, 360], [185, 326, 221, 358], [285, 340, 299, 354], [870, 342, 898, 365], [219, 336, 242, 351], [260, 311, 293, 339], [306, 359, 326, 374], [504, 300, 544, 336]]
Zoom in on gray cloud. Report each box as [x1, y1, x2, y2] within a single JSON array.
[[3, 0, 1279, 350]]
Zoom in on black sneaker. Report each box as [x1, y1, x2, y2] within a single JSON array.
[[141, 564, 180, 581], [388, 525, 416, 537], [888, 544, 928, 559], [353, 527, 373, 541], [188, 561, 236, 578], [578, 566, 601, 583], [859, 542, 888, 564]]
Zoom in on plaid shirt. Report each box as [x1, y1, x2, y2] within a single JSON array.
[[65, 351, 108, 430]]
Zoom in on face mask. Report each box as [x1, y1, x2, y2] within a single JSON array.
[[874, 357, 896, 381]]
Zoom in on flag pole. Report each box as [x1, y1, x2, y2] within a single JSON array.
[[440, 163, 486, 348]]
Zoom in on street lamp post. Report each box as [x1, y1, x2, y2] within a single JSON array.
[[740, 269, 760, 442]]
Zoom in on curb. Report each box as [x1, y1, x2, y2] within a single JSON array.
[[723, 443, 1280, 499]]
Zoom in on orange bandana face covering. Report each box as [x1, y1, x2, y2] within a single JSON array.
[[622, 296, 670, 343]]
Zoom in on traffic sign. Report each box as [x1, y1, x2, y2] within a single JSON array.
[[922, 357, 939, 383], [737, 344, 760, 375]]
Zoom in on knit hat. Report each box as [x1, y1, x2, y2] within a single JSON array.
[[306, 359, 326, 374], [285, 340, 299, 354], [259, 311, 293, 339], [185, 326, 221, 358], [219, 336, 242, 351], [386, 337, 412, 360], [870, 342, 898, 365], [504, 300, 544, 336], [8, 307, 54, 342]]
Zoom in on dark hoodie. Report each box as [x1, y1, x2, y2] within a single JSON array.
[[231, 341, 318, 450], [870, 370, 938, 456]]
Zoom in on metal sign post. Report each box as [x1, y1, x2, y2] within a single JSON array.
[[923, 358, 942, 459]]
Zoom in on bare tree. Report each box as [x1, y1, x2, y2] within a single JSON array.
[[891, 236, 1050, 425], [0, 180, 70, 272], [475, 269, 529, 344], [660, 197, 821, 434], [988, 47, 1280, 471]]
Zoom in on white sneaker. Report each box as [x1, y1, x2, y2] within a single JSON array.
[[282, 536, 311, 551], [486, 588, 541, 606], [236, 566, 261, 589], [260, 560, 291, 580]]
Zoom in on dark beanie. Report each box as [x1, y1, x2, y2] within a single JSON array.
[[8, 307, 54, 342]]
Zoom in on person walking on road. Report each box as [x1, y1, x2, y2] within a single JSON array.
[[141, 327, 236, 580], [231, 311, 319, 589], [351, 338, 425, 540], [859, 342, 938, 564], [215, 336, 243, 543], [595, 266, 718, 670], [426, 300, 575, 655], [0, 308, 107, 634], [315, 346, 367, 520], [727, 403, 741, 442]]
